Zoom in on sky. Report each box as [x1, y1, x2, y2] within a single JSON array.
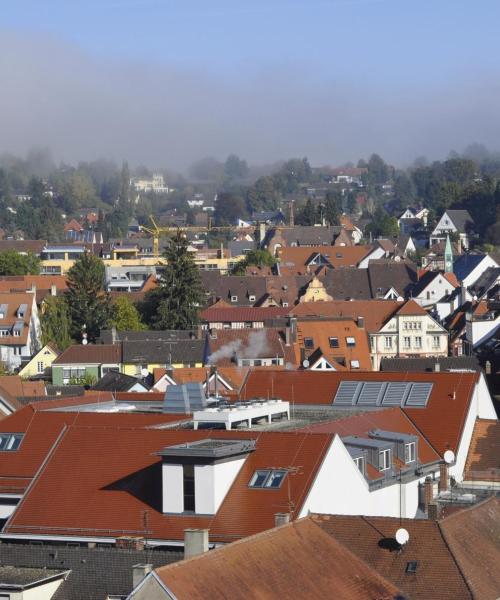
[[1, 0, 500, 170]]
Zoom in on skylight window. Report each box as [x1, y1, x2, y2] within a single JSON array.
[[249, 469, 287, 489], [0, 433, 23, 451], [304, 337, 314, 349], [329, 337, 339, 348], [346, 337, 356, 347]]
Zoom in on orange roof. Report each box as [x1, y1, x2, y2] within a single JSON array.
[[4, 427, 333, 543], [240, 369, 481, 456], [277, 245, 372, 276], [292, 300, 401, 332], [395, 299, 429, 316], [155, 517, 402, 600], [0, 292, 34, 345], [294, 319, 371, 370], [464, 419, 500, 481], [153, 366, 249, 391], [63, 219, 83, 232], [443, 271, 460, 287], [0, 275, 68, 294], [0, 376, 45, 399], [299, 407, 440, 466]]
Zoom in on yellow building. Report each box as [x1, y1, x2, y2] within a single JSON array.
[[19, 343, 59, 378]]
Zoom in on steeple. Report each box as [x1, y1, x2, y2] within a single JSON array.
[[444, 234, 453, 273]]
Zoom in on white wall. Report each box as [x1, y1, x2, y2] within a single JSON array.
[[162, 464, 183, 513], [462, 256, 498, 287], [299, 436, 419, 519], [195, 457, 246, 515], [358, 246, 385, 268]]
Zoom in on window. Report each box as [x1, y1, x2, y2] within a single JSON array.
[[183, 464, 195, 512], [379, 449, 391, 471], [384, 336, 393, 349], [403, 336, 411, 349], [13, 329, 21, 337], [432, 335, 441, 348], [405, 442, 416, 463], [304, 337, 314, 349], [248, 295, 256, 302], [231, 295, 238, 303], [346, 336, 356, 347], [282, 302, 289, 308], [329, 337, 339, 348], [62, 367, 86, 382], [414, 336, 422, 349], [353, 456, 365, 474], [0, 433, 23, 451], [249, 469, 287, 489], [37, 361, 44, 373], [350, 360, 360, 369], [406, 561, 418, 574]]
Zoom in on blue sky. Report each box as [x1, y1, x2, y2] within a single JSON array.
[[1, 0, 500, 168]]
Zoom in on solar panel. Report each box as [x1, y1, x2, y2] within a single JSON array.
[[405, 383, 433, 407], [357, 382, 386, 405], [382, 382, 410, 406], [333, 381, 362, 405]]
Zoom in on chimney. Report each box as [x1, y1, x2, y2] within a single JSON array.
[[285, 326, 291, 346], [275, 513, 291, 527], [51, 284, 57, 296], [427, 501, 441, 521], [434, 362, 441, 372], [357, 316, 364, 329], [259, 222, 266, 246], [485, 360, 492, 375], [424, 476, 434, 511], [132, 564, 153, 588], [289, 317, 297, 343], [31, 283, 37, 294], [111, 326, 118, 345], [438, 463, 449, 493], [184, 529, 209, 559], [116, 536, 145, 551]]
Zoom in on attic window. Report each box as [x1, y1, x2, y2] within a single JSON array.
[[329, 337, 339, 348], [304, 337, 314, 349], [405, 442, 416, 463], [406, 561, 418, 574], [0, 433, 23, 451], [353, 456, 365, 474], [379, 448, 391, 471], [231, 296, 238, 302], [248, 295, 256, 302], [350, 360, 360, 369], [346, 337, 356, 347], [249, 469, 287, 489]]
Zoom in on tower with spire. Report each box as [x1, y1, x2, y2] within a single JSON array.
[[444, 234, 453, 273]]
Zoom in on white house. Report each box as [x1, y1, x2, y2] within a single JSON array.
[[430, 209, 474, 249], [0, 292, 41, 371]]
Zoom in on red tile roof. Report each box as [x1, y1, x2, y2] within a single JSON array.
[[395, 299, 429, 316], [200, 306, 290, 323], [0, 376, 45, 399], [53, 344, 122, 365], [4, 428, 332, 543], [155, 517, 402, 600], [239, 369, 481, 456], [298, 407, 440, 466], [277, 245, 372, 276], [312, 514, 473, 600], [464, 419, 500, 481]]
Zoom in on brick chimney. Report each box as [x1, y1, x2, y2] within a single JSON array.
[[427, 501, 441, 521], [438, 463, 449, 493], [132, 564, 153, 588], [424, 476, 434, 511], [184, 528, 209, 559], [116, 536, 145, 551]]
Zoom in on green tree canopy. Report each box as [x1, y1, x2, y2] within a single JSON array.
[[0, 251, 40, 276], [112, 296, 147, 331], [365, 207, 399, 238], [140, 231, 204, 329], [296, 198, 317, 226], [65, 253, 114, 342], [214, 193, 246, 226], [41, 296, 72, 350], [224, 154, 249, 179], [324, 190, 341, 226], [232, 249, 276, 275]]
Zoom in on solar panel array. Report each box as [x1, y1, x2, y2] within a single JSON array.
[[333, 381, 433, 408]]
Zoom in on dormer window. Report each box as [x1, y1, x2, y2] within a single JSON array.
[[405, 442, 416, 463], [353, 456, 365, 474], [379, 448, 391, 471], [0, 433, 23, 451], [248, 295, 256, 302], [231, 295, 238, 303], [249, 469, 287, 489]]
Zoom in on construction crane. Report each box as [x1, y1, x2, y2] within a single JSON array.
[[140, 215, 243, 256]]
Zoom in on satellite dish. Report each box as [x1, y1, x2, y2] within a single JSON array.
[[140, 368, 149, 378], [395, 528, 410, 545], [302, 359, 310, 368], [444, 450, 455, 464]]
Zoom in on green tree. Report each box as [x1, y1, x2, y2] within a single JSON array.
[[224, 154, 249, 179], [296, 198, 316, 225], [112, 296, 147, 331], [119, 161, 131, 206], [141, 231, 204, 330], [65, 253, 114, 342], [246, 176, 278, 213], [324, 191, 341, 225], [41, 296, 72, 350], [365, 207, 399, 238], [0, 251, 40, 275], [214, 193, 246, 225], [232, 249, 276, 275]]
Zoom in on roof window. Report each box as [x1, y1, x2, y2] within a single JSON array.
[[249, 469, 287, 489], [304, 337, 314, 349], [406, 561, 418, 574], [329, 337, 339, 348], [346, 336, 356, 347], [0, 433, 23, 451]]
